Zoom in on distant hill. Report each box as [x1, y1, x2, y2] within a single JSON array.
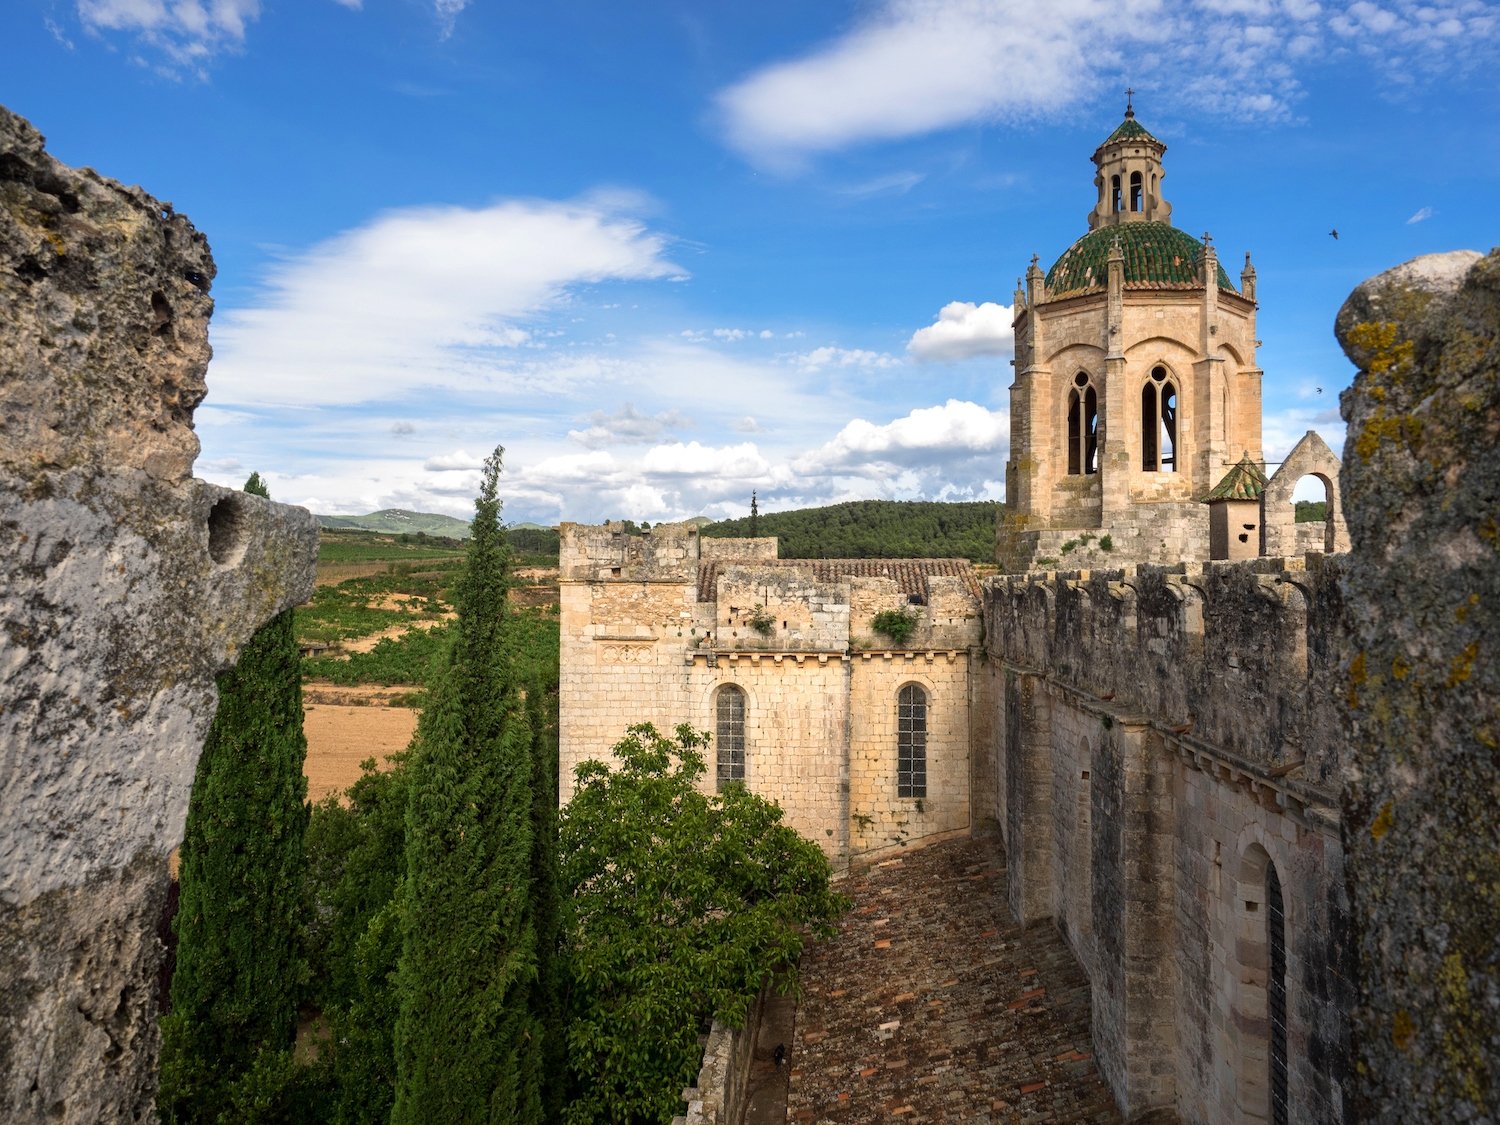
[[317, 509, 474, 538], [700, 499, 1000, 562]]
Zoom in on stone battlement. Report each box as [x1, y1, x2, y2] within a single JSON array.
[[982, 553, 1346, 792]]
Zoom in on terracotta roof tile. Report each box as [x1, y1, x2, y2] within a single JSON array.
[[697, 558, 981, 602]]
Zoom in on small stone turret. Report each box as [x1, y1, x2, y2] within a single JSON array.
[[1203, 453, 1268, 560], [1087, 96, 1172, 230]]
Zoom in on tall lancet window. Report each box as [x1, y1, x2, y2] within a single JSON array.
[[1268, 862, 1289, 1125], [1111, 175, 1122, 213], [1130, 171, 1143, 211], [1068, 373, 1098, 475], [1142, 366, 1178, 471], [715, 685, 745, 789]]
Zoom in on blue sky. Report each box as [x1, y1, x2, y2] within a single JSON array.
[[4, 0, 1497, 523]]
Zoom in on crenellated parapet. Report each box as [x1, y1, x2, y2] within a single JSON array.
[[982, 556, 1349, 796]]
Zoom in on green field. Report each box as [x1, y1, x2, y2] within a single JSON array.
[[318, 529, 467, 565], [317, 508, 475, 537], [317, 526, 559, 566]]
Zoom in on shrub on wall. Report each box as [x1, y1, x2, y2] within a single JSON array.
[[871, 608, 918, 645], [560, 723, 847, 1125]]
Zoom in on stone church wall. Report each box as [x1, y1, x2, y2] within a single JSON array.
[[558, 524, 983, 863]]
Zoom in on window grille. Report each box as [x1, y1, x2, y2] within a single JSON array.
[[716, 686, 745, 789], [897, 684, 927, 798]]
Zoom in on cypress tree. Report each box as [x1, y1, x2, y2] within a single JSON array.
[[157, 608, 310, 1124], [243, 471, 271, 498], [392, 446, 551, 1125]]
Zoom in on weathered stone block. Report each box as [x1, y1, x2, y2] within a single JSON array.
[[0, 104, 317, 1123]]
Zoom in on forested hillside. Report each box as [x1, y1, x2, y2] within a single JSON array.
[[700, 499, 1000, 562]]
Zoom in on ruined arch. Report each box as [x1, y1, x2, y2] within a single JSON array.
[[1260, 432, 1349, 556]]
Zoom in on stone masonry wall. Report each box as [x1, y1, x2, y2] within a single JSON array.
[[0, 105, 317, 1123], [982, 559, 1355, 1124]]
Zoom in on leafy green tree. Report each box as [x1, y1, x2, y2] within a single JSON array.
[[391, 446, 554, 1125], [157, 609, 310, 1124], [561, 723, 847, 1125], [243, 471, 271, 498]]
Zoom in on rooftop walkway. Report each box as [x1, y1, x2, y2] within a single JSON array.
[[784, 833, 1123, 1125]]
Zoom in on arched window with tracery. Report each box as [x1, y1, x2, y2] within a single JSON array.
[[716, 685, 745, 789], [1268, 861, 1288, 1125], [1067, 372, 1098, 475], [1142, 365, 1178, 472], [1130, 171, 1143, 211], [897, 684, 927, 798]]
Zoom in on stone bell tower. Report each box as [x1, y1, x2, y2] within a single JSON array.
[[998, 101, 1265, 573]]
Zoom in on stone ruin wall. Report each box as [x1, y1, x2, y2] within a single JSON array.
[[1333, 248, 1500, 1123], [0, 106, 317, 1123]]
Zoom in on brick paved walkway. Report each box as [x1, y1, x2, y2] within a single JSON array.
[[785, 833, 1123, 1125]]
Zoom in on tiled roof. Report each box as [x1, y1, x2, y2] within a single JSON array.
[[1204, 454, 1270, 501], [1103, 116, 1157, 145], [697, 558, 981, 602], [1044, 223, 1236, 299]]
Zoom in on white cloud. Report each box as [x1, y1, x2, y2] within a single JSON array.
[[424, 449, 488, 470], [796, 399, 1006, 475], [908, 300, 1015, 362], [732, 416, 767, 432], [789, 346, 902, 372], [838, 171, 926, 197], [568, 402, 691, 449], [197, 457, 243, 473], [642, 441, 777, 480], [76, 0, 260, 70], [391, 421, 416, 436], [1407, 206, 1435, 223], [715, 0, 1500, 161], [1263, 406, 1347, 468], [433, 0, 468, 37], [207, 198, 679, 408]]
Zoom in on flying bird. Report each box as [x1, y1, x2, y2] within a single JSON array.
[[1316, 387, 1324, 394], [1329, 229, 1339, 240]]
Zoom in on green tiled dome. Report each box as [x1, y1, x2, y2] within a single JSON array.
[[1103, 117, 1157, 145], [1044, 223, 1236, 299]]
